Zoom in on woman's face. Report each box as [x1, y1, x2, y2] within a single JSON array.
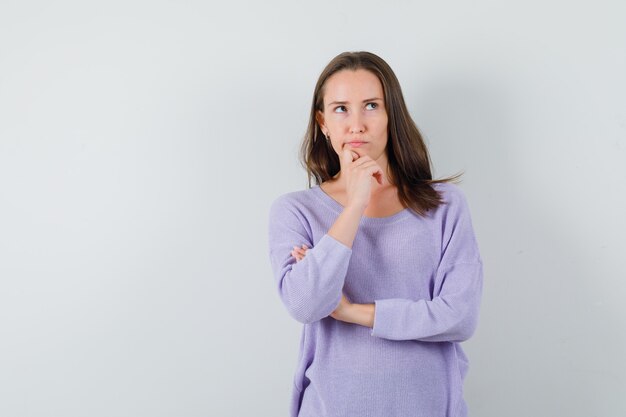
[[316, 69, 388, 160]]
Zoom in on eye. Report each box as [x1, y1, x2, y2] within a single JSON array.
[[366, 102, 378, 110], [333, 105, 347, 113]]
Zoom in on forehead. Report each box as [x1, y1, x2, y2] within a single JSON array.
[[323, 69, 383, 101]]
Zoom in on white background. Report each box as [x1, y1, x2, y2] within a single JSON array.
[[1, 1, 625, 416]]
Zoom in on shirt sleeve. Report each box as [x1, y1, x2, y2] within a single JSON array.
[[370, 186, 484, 343], [268, 195, 353, 324]]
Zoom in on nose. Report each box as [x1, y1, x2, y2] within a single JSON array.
[[349, 113, 365, 134]]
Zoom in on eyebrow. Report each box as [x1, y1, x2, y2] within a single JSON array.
[[327, 97, 383, 106]]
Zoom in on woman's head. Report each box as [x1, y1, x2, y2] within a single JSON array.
[[315, 68, 389, 166], [300, 51, 463, 216]]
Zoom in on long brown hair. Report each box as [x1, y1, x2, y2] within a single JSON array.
[[299, 51, 463, 217]]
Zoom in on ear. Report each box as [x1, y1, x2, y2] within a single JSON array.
[[315, 110, 326, 134]]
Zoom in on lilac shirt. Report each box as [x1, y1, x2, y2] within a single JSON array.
[[267, 182, 483, 417]]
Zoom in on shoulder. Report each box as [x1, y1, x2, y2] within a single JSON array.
[[431, 181, 468, 207], [268, 187, 319, 222], [269, 188, 315, 211], [431, 182, 482, 264], [268, 188, 320, 241], [426, 182, 475, 225]]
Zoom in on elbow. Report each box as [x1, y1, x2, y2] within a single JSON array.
[[275, 267, 344, 325], [282, 291, 341, 325], [284, 300, 317, 324], [288, 309, 320, 325], [452, 311, 479, 342], [453, 327, 474, 343], [285, 303, 327, 325]]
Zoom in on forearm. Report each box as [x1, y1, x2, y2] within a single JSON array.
[[327, 204, 364, 249], [369, 262, 483, 342], [347, 303, 375, 328]]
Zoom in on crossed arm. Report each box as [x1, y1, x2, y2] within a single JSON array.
[[273, 187, 483, 342], [291, 244, 375, 328]]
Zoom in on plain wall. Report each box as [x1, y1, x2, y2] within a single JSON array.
[[1, 1, 625, 416]]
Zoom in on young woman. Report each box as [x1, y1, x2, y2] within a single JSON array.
[[268, 51, 484, 417]]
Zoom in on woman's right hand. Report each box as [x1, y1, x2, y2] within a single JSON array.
[[339, 147, 384, 212]]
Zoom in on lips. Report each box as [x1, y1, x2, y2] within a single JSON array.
[[346, 141, 366, 147]]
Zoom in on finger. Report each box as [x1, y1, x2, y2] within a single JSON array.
[[359, 160, 381, 171], [353, 160, 379, 172], [341, 148, 359, 166], [340, 148, 351, 168], [354, 162, 384, 185], [370, 164, 384, 182], [352, 156, 373, 168], [369, 167, 384, 185]]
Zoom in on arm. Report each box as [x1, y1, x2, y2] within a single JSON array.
[[319, 264, 482, 341], [370, 186, 484, 343], [267, 195, 361, 324], [371, 261, 483, 342]]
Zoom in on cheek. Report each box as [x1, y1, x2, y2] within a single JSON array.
[[326, 118, 343, 131], [370, 112, 387, 126], [375, 118, 388, 134]]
